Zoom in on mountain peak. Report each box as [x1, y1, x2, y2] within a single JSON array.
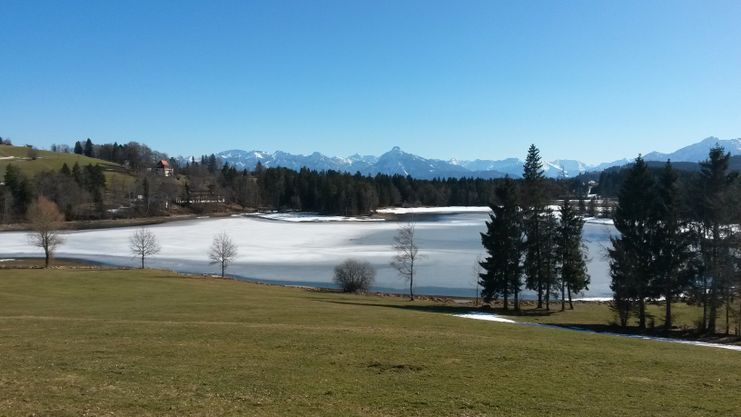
[[208, 135, 739, 180]]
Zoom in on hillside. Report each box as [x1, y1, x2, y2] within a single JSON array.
[[0, 144, 129, 180], [0, 268, 738, 416]]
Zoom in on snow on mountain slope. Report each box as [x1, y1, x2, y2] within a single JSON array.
[[203, 136, 739, 180], [644, 137, 741, 162]]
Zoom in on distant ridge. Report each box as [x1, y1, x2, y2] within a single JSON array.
[[200, 136, 741, 180]]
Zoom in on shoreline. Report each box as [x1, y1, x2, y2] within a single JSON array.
[[0, 257, 609, 302], [0, 206, 616, 232]]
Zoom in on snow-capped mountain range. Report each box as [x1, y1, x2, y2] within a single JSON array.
[[211, 137, 741, 180]]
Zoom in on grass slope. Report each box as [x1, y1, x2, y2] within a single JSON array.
[[0, 269, 739, 417], [0, 144, 129, 180]]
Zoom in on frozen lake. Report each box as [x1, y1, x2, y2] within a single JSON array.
[[0, 211, 617, 298]]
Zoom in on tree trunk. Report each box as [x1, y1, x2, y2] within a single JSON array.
[[545, 280, 550, 311], [707, 224, 720, 334], [702, 274, 708, 332], [726, 293, 731, 336], [561, 281, 566, 312], [409, 264, 414, 301], [141, 254, 145, 269], [638, 297, 646, 330], [536, 217, 543, 309], [514, 287, 519, 312], [665, 294, 672, 330], [537, 281, 543, 309], [44, 249, 50, 268], [503, 288, 509, 311], [568, 287, 573, 310], [708, 289, 717, 334], [221, 262, 225, 278]]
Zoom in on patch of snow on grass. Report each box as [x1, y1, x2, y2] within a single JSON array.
[[453, 312, 516, 323]]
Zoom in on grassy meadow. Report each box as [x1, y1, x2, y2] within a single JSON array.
[[0, 268, 739, 416], [0, 144, 130, 182]]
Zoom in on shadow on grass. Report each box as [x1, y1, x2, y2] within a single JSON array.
[[312, 299, 556, 317], [314, 299, 741, 345], [546, 322, 741, 344]]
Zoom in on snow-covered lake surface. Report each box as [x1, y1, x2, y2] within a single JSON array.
[[0, 209, 618, 297]]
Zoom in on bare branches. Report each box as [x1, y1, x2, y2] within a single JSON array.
[[334, 259, 376, 293], [129, 228, 161, 269], [27, 196, 64, 267], [391, 221, 423, 300], [209, 232, 238, 278]]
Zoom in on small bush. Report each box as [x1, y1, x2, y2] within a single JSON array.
[[333, 259, 376, 293]]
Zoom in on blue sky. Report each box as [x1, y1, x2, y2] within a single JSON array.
[[1, 0, 740, 164]]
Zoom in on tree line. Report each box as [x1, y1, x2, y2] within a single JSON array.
[[2, 162, 108, 223], [5, 137, 614, 223], [609, 147, 740, 335], [478, 145, 590, 312]]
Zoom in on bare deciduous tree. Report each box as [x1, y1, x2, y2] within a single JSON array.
[[391, 220, 423, 300], [27, 196, 64, 267], [209, 232, 238, 278], [129, 227, 161, 269], [333, 259, 376, 293]]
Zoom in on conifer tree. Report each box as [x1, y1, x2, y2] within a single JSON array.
[[610, 156, 656, 329], [541, 209, 559, 310], [60, 163, 71, 177], [557, 199, 589, 311], [522, 144, 547, 308], [609, 238, 634, 327], [652, 161, 693, 329], [83, 138, 94, 157], [73, 141, 83, 155], [697, 146, 737, 333], [479, 178, 524, 310]]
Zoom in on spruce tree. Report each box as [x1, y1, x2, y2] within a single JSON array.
[[541, 209, 559, 310], [479, 178, 524, 310], [697, 146, 737, 333], [60, 163, 71, 177], [83, 138, 94, 157], [558, 199, 589, 311], [73, 141, 83, 155], [610, 156, 656, 329], [652, 161, 692, 330], [608, 237, 633, 327], [522, 144, 547, 308]]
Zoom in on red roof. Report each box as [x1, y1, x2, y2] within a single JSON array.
[[157, 160, 170, 168]]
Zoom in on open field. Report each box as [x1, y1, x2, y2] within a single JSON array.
[[0, 144, 129, 180], [0, 268, 739, 416]]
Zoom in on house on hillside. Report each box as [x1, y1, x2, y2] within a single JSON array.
[[153, 160, 173, 176]]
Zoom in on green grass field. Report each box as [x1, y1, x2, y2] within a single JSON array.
[[0, 144, 129, 180], [0, 269, 739, 416]]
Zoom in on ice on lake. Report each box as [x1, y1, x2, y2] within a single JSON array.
[[0, 210, 617, 298]]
